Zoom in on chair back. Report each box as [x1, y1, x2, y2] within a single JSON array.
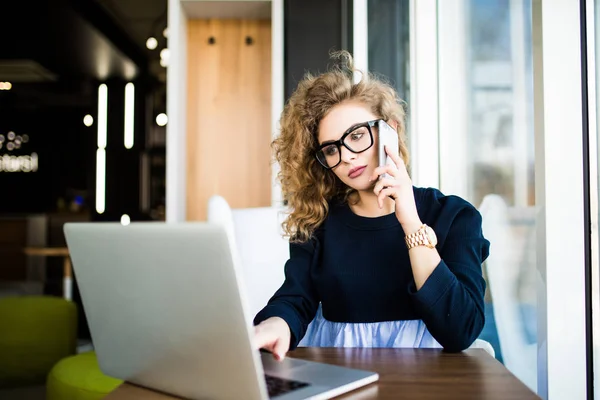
[[207, 196, 288, 317], [479, 194, 537, 391]]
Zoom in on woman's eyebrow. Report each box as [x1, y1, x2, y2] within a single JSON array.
[[334, 122, 365, 141], [320, 139, 337, 146], [318, 121, 366, 146], [342, 121, 366, 135]]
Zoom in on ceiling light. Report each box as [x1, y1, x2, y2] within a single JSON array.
[[83, 114, 94, 127], [146, 37, 158, 50], [160, 58, 168, 68], [7, 131, 15, 141], [0, 82, 11, 90], [156, 113, 168, 127], [121, 214, 131, 226], [163, 27, 169, 38]]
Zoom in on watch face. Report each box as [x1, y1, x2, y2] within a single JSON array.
[[425, 226, 438, 246]]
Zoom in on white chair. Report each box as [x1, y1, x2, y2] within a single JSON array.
[[207, 195, 289, 318], [479, 194, 537, 392], [470, 338, 495, 357]]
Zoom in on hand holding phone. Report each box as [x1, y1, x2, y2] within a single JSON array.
[[377, 120, 400, 179]]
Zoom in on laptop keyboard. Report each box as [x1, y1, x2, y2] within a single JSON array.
[[265, 374, 310, 397]]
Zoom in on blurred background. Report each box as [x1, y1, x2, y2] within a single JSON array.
[[0, 1, 168, 397]]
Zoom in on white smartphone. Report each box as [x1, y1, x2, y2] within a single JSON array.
[[377, 120, 399, 179]]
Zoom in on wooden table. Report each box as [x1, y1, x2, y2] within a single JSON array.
[[105, 348, 539, 399], [23, 247, 72, 300]]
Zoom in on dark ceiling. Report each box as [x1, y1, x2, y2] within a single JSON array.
[[0, 0, 167, 110], [96, 0, 168, 82]]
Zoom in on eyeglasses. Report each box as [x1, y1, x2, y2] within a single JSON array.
[[315, 119, 379, 169]]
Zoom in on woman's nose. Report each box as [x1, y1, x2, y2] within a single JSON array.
[[340, 146, 356, 163]]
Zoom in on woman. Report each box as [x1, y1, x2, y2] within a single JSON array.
[[254, 52, 489, 361]]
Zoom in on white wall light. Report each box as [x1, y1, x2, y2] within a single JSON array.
[[160, 48, 170, 61], [97, 84, 108, 148], [96, 84, 108, 214], [160, 48, 170, 67], [156, 113, 168, 127], [146, 37, 158, 50], [120, 214, 131, 226], [83, 114, 94, 127], [95, 148, 106, 214], [124, 83, 135, 149]]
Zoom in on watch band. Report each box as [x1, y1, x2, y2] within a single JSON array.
[[404, 224, 435, 250]]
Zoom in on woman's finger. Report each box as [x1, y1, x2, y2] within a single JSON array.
[[254, 326, 278, 350], [385, 145, 412, 181], [272, 338, 289, 361], [382, 165, 398, 179], [385, 145, 404, 169], [373, 177, 396, 195], [378, 187, 398, 206], [253, 328, 268, 349], [371, 166, 398, 182]]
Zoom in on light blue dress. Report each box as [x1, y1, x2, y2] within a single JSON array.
[[298, 304, 443, 348]]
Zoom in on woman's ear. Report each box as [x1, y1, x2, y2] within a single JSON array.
[[389, 120, 399, 131]]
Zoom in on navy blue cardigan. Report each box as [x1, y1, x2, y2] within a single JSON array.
[[254, 187, 490, 352]]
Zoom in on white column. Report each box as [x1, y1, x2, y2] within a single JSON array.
[[166, 0, 188, 222], [409, 0, 439, 189], [510, 0, 530, 207], [437, 0, 467, 198], [353, 0, 368, 83], [532, 0, 587, 398], [271, 0, 284, 207]]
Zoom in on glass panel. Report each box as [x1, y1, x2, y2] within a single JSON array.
[[593, 0, 600, 397], [438, 0, 537, 392], [368, 0, 410, 104]]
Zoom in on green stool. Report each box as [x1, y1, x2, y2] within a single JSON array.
[[0, 296, 77, 388], [46, 351, 123, 400]]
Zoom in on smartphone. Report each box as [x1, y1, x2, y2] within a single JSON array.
[[377, 120, 399, 179]]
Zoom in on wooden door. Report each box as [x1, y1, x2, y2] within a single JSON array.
[[186, 19, 272, 220]]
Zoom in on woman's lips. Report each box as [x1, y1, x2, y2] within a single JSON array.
[[348, 166, 367, 178]]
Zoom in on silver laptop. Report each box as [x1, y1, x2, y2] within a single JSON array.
[[64, 222, 378, 400]]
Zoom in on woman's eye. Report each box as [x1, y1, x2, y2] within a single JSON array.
[[324, 146, 338, 156], [350, 132, 364, 141]]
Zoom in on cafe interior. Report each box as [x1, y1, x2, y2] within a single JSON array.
[[0, 0, 595, 399]]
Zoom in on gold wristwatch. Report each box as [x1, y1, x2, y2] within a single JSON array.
[[404, 224, 438, 250]]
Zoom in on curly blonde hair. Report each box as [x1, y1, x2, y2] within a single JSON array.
[[274, 51, 409, 242]]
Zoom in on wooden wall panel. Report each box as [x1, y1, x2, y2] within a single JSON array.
[[186, 19, 272, 220]]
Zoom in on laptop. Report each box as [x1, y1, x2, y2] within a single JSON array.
[[64, 222, 379, 399]]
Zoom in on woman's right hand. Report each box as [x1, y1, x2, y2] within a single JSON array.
[[253, 317, 291, 361]]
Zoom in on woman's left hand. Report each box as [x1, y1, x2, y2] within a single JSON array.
[[370, 146, 422, 229]]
